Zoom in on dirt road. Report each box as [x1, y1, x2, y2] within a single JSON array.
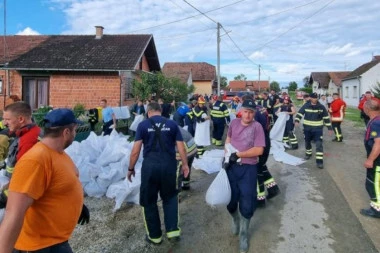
[[70, 119, 379, 253]]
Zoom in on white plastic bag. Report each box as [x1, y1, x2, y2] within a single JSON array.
[[130, 115, 144, 132], [205, 169, 231, 207], [194, 120, 211, 146]]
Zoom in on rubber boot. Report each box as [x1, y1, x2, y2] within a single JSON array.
[[239, 215, 250, 253], [230, 211, 240, 235]]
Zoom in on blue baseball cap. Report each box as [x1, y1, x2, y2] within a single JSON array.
[[43, 108, 82, 128], [241, 99, 256, 111]]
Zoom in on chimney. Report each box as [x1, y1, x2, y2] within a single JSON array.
[[95, 26, 104, 39]]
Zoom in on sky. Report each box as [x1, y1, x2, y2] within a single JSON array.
[[0, 0, 379, 88]]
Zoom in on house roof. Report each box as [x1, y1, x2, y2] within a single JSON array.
[[0, 35, 50, 65], [4, 34, 160, 71], [343, 57, 380, 80], [162, 62, 216, 83], [309, 72, 331, 88], [329, 71, 351, 87], [228, 80, 269, 91]]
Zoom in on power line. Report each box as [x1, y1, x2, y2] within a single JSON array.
[[155, 27, 213, 40], [228, 0, 324, 27], [182, 0, 218, 24], [221, 25, 259, 67], [127, 0, 246, 33], [254, 0, 336, 51]]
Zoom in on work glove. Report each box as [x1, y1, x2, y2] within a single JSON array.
[[229, 152, 239, 165], [78, 204, 90, 225], [0, 161, 5, 171], [0, 191, 7, 209]]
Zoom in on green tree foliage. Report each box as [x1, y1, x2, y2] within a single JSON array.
[[132, 72, 194, 102], [303, 76, 311, 88], [220, 76, 228, 88], [371, 82, 380, 99], [288, 81, 298, 91], [234, 73, 247, 81], [270, 81, 281, 92]]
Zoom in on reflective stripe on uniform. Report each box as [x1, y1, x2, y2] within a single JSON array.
[[370, 166, 380, 210]]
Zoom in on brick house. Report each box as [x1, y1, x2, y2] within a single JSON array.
[[227, 80, 270, 93], [162, 62, 216, 96], [0, 26, 160, 110]]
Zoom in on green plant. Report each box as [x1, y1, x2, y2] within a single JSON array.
[[33, 105, 53, 127], [73, 103, 86, 118], [344, 106, 365, 127]]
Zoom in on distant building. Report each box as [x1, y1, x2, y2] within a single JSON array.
[[227, 80, 270, 92]]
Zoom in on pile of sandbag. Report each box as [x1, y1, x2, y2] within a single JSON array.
[[65, 130, 142, 211]]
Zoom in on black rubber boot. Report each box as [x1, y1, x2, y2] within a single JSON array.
[[239, 216, 250, 253]]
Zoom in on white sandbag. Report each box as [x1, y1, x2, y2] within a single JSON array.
[[194, 120, 211, 146], [193, 149, 224, 174], [0, 171, 9, 190], [205, 169, 231, 207], [130, 115, 144, 132], [270, 112, 289, 141], [84, 179, 108, 198], [0, 208, 4, 224], [106, 180, 131, 212], [97, 163, 125, 189]]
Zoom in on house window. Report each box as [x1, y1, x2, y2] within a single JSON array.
[[0, 78, 3, 94], [23, 77, 49, 110], [345, 86, 349, 98], [353, 86, 358, 98], [125, 77, 133, 99]]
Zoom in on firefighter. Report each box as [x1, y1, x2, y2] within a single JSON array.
[[361, 99, 380, 218], [127, 102, 189, 244], [210, 95, 230, 146], [176, 128, 197, 191], [295, 92, 332, 169], [257, 92, 273, 127], [0, 102, 41, 209], [329, 93, 347, 142], [192, 96, 209, 157], [276, 96, 298, 149]]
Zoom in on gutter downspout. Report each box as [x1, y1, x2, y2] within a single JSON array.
[[118, 71, 122, 106], [357, 76, 361, 100]]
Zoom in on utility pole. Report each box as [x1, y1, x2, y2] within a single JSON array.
[[258, 64, 261, 92], [217, 22, 221, 96]]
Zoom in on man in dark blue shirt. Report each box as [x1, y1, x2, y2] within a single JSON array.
[[127, 102, 189, 243], [361, 99, 380, 218]]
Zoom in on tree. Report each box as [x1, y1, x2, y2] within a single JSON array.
[[288, 81, 298, 91], [234, 73, 247, 81], [132, 72, 194, 102], [270, 81, 280, 92], [303, 76, 311, 88], [371, 82, 380, 99], [220, 76, 228, 88]]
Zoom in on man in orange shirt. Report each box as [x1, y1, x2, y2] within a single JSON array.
[[0, 109, 89, 253], [329, 93, 347, 142]]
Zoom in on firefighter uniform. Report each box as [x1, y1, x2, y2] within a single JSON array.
[[362, 115, 380, 217], [184, 110, 195, 137], [277, 101, 298, 149], [176, 128, 197, 190], [192, 97, 208, 157], [257, 97, 273, 127], [329, 95, 346, 142], [210, 99, 230, 146], [295, 93, 332, 168], [135, 116, 183, 243], [254, 105, 280, 206]]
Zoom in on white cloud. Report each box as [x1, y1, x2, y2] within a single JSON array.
[[250, 51, 266, 60], [16, 27, 40, 35], [40, 0, 380, 83]]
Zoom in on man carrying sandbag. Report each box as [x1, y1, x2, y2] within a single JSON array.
[[224, 99, 265, 253]]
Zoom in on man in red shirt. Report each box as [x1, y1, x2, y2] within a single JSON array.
[[329, 93, 347, 142], [358, 91, 380, 126]]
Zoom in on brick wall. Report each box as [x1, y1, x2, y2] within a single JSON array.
[[49, 72, 121, 108]]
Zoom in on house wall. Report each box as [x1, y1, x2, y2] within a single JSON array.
[[0, 70, 23, 111], [140, 55, 150, 72], [342, 78, 360, 106], [194, 80, 212, 95], [327, 81, 339, 96], [0, 71, 122, 111], [342, 64, 380, 106]]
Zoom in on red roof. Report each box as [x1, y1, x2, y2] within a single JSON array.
[[329, 72, 351, 87], [162, 62, 216, 83], [0, 35, 50, 65], [228, 80, 269, 91]]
